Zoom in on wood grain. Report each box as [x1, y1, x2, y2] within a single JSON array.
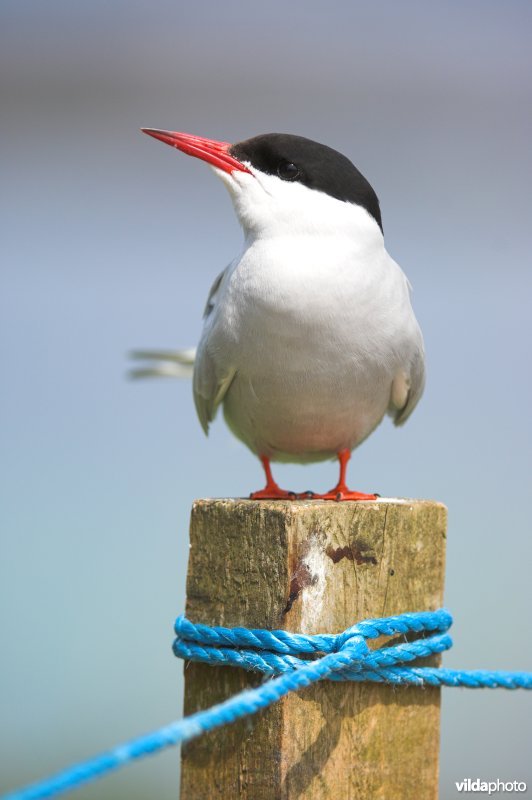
[[180, 498, 447, 799]]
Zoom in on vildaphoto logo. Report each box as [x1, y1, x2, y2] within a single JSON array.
[[456, 779, 527, 794]]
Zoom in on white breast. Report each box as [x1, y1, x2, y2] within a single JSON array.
[[202, 201, 423, 463]]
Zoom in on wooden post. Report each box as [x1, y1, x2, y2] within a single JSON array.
[[180, 498, 446, 800]]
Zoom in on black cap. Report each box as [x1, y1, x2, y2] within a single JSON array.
[[230, 133, 382, 232]]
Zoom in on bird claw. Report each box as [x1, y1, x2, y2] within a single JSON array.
[[307, 488, 379, 502], [250, 486, 296, 500]]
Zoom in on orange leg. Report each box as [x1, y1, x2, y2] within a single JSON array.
[[297, 449, 378, 501], [250, 456, 295, 500]]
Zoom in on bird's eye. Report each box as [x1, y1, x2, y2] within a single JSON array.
[[277, 161, 300, 181]]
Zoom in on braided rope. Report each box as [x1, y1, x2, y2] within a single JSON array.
[[4, 609, 531, 800], [173, 610, 531, 689]]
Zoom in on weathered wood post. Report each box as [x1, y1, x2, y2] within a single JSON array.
[[180, 498, 446, 800]]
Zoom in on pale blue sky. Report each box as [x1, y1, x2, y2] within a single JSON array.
[[1, 1, 531, 796]]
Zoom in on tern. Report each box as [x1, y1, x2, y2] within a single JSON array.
[[133, 130, 425, 500]]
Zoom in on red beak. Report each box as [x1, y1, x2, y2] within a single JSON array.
[[141, 129, 251, 175]]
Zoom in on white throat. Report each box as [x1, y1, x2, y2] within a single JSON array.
[[214, 166, 384, 250]]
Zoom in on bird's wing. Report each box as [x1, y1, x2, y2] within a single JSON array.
[[127, 267, 235, 427], [193, 266, 237, 433], [127, 269, 226, 380], [202, 269, 225, 318], [193, 348, 236, 434], [390, 346, 426, 426]]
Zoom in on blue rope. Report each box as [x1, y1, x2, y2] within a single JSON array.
[[4, 609, 531, 800]]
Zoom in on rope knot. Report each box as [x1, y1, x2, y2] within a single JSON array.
[[173, 608, 456, 685]]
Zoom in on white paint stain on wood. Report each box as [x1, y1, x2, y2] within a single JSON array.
[[299, 533, 327, 633]]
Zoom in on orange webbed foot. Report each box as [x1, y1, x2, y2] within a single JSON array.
[[308, 487, 378, 502], [250, 456, 295, 500]]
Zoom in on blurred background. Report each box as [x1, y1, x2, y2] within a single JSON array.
[[1, 1, 531, 797]]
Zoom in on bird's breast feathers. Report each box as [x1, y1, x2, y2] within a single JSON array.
[[209, 234, 420, 374], [192, 205, 425, 456]]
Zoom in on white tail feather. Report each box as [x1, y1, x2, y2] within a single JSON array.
[[130, 348, 196, 365], [128, 348, 196, 380]]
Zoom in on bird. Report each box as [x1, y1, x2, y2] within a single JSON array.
[[132, 129, 425, 500]]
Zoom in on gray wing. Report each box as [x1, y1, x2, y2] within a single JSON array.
[[193, 267, 237, 433], [390, 345, 426, 426], [202, 269, 225, 317], [127, 269, 236, 404]]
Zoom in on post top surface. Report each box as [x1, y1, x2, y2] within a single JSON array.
[[193, 497, 447, 511]]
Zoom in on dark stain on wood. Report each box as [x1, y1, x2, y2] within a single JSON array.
[[326, 542, 377, 566], [282, 539, 319, 616]]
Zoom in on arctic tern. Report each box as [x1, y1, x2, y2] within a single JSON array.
[[132, 130, 425, 500]]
